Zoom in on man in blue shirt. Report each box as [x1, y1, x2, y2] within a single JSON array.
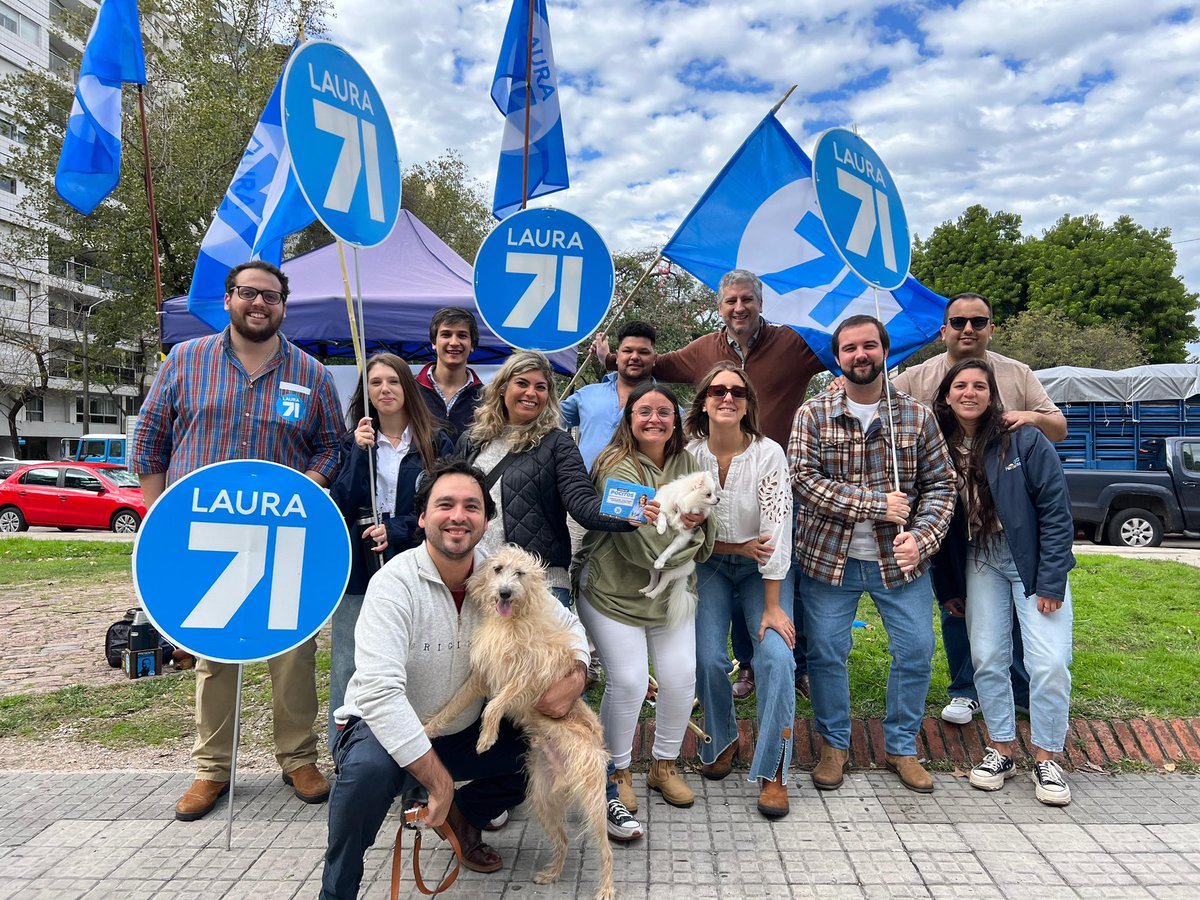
[[561, 320, 657, 471]]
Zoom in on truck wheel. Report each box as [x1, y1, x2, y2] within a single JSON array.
[[1106, 508, 1163, 548]]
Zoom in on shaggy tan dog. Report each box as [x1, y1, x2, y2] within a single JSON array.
[[424, 544, 615, 900]]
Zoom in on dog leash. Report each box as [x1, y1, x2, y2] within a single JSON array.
[[390, 804, 464, 898]]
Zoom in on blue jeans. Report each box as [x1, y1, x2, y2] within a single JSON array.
[[732, 514, 808, 678], [328, 593, 364, 756], [965, 538, 1073, 753], [695, 555, 796, 782], [800, 561, 934, 756], [942, 603, 1031, 707]]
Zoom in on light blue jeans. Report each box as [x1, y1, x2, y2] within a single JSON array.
[[695, 555, 795, 782], [800, 561, 934, 756], [965, 537, 1073, 753]]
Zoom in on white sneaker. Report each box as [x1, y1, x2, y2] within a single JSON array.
[[606, 799, 643, 842], [969, 747, 1016, 791], [941, 696, 982, 725], [484, 809, 509, 830], [1032, 760, 1071, 806]]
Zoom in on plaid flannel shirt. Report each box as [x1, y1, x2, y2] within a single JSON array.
[[787, 386, 956, 589]]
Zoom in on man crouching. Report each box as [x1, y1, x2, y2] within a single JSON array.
[[320, 459, 590, 899]]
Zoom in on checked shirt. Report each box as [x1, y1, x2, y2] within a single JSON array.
[[787, 386, 956, 589]]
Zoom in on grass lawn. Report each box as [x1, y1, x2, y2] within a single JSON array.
[[0, 543, 1196, 752]]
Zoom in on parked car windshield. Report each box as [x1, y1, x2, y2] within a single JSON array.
[[103, 468, 141, 488]]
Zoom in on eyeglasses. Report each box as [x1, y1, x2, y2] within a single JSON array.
[[633, 406, 675, 421], [947, 316, 991, 331], [706, 384, 747, 400], [231, 285, 284, 306]]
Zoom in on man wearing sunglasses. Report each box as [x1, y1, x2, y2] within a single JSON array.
[[134, 260, 343, 822], [891, 291, 1066, 729]]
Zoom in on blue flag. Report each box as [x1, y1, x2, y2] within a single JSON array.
[[186, 45, 316, 332], [54, 0, 146, 215], [491, 0, 568, 220], [662, 113, 946, 372]]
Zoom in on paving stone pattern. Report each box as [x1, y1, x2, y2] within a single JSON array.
[[0, 771, 1197, 898]]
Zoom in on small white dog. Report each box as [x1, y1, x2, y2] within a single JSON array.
[[640, 470, 718, 626]]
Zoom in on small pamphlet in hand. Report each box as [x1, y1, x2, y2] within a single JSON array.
[[600, 478, 655, 523]]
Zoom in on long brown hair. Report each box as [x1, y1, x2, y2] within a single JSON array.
[[592, 382, 686, 483], [685, 362, 763, 440], [347, 353, 440, 470], [934, 358, 1009, 548]]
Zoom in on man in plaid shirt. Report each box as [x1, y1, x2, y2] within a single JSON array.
[[134, 261, 342, 822], [788, 315, 955, 794]]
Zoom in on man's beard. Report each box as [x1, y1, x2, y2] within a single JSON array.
[[844, 360, 883, 385], [230, 309, 279, 343]]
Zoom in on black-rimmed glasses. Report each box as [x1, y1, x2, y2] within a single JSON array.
[[947, 316, 990, 331], [232, 285, 284, 306]]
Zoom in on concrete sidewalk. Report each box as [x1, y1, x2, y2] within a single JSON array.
[[0, 771, 1197, 899]]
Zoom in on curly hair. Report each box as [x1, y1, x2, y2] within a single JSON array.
[[685, 361, 762, 440], [465, 350, 562, 454], [592, 382, 687, 484]]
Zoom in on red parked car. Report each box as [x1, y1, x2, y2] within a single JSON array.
[[0, 463, 146, 534]]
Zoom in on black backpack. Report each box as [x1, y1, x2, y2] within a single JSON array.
[[104, 608, 138, 668]]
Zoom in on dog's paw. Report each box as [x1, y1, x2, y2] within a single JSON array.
[[534, 868, 562, 885], [476, 733, 498, 754], [653, 558, 666, 570]]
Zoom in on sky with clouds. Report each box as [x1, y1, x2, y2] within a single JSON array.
[[327, 0, 1200, 355]]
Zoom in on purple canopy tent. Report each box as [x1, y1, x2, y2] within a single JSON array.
[[160, 210, 578, 374]]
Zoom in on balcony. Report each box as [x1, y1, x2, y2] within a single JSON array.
[[47, 259, 127, 292]]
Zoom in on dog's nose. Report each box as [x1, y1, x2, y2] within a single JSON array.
[[499, 588, 512, 601]]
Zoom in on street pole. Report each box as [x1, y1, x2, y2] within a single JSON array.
[[81, 297, 110, 435]]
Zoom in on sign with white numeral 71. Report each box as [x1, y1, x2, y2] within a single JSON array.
[[811, 128, 911, 292], [473, 207, 615, 354], [281, 40, 401, 248], [132, 461, 352, 664]]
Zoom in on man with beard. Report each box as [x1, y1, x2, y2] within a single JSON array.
[[134, 260, 342, 822], [788, 315, 956, 794]]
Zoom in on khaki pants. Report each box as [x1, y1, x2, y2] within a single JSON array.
[[192, 637, 319, 781]]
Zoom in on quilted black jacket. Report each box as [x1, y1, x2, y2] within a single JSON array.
[[457, 429, 630, 568]]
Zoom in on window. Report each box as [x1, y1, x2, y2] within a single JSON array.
[[1182, 443, 1200, 474], [19, 467, 59, 488], [75, 395, 120, 425], [0, 284, 15, 303], [64, 468, 102, 492], [0, 1, 39, 43], [0, 174, 16, 195], [25, 396, 43, 422]]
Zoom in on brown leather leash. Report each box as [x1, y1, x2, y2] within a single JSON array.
[[390, 804, 464, 898]]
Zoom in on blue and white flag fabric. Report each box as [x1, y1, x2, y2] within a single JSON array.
[[54, 0, 146, 215], [491, 0, 569, 220], [186, 44, 316, 332], [661, 113, 946, 372]]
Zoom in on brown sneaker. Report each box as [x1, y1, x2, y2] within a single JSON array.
[[610, 767, 638, 814], [699, 739, 738, 781], [175, 778, 230, 821], [282, 763, 330, 803], [731, 666, 755, 700], [757, 769, 789, 819], [647, 759, 694, 808], [885, 754, 934, 793], [811, 744, 850, 791]]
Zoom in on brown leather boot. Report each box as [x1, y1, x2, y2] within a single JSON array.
[[175, 778, 230, 821], [282, 763, 330, 803], [699, 739, 738, 781], [443, 803, 503, 873], [757, 765, 789, 818], [811, 744, 850, 791], [610, 767, 638, 813], [647, 759, 694, 808], [886, 754, 934, 793]]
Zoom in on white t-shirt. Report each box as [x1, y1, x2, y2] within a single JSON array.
[[844, 397, 881, 562]]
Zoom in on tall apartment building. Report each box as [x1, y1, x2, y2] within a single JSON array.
[[0, 0, 145, 459]]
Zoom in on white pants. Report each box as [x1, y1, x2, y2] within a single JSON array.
[[576, 591, 696, 769]]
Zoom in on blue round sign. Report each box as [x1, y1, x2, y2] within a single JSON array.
[[132, 460, 352, 664], [281, 40, 401, 248], [473, 207, 614, 353], [812, 128, 911, 292]]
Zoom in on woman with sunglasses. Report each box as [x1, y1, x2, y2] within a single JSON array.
[[578, 382, 716, 821], [328, 353, 453, 752], [685, 363, 795, 818], [932, 358, 1076, 806]]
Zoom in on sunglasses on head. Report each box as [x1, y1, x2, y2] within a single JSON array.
[[947, 316, 991, 331], [707, 384, 747, 400]]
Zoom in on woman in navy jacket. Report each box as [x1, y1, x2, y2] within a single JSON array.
[[933, 358, 1076, 806], [328, 353, 453, 752]]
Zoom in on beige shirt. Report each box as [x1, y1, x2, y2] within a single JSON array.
[[892, 350, 1061, 416]]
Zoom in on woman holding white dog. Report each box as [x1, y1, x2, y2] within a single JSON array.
[[579, 382, 717, 816], [686, 362, 796, 818]]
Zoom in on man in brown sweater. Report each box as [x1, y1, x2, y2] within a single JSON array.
[[589, 269, 826, 448]]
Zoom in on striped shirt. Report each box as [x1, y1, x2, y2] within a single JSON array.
[[787, 387, 956, 589], [133, 328, 342, 485]]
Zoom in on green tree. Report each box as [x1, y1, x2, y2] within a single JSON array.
[[1027, 214, 1198, 363], [989, 307, 1149, 370], [400, 151, 494, 264]]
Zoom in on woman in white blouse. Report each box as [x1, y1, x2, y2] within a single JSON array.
[[686, 362, 796, 818]]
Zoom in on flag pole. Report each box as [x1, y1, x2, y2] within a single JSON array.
[[136, 85, 164, 358], [520, 0, 534, 209]]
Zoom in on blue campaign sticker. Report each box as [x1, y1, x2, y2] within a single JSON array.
[[276, 393, 306, 422], [133, 460, 351, 664], [812, 128, 911, 292]]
